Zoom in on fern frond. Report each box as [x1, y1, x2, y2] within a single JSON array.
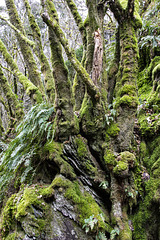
[[0, 103, 55, 202]]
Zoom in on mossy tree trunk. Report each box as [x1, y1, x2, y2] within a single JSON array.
[[23, 0, 55, 103], [5, 0, 45, 95], [1, 1, 159, 240], [0, 65, 24, 128]]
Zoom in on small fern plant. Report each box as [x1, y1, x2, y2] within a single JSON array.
[[82, 214, 107, 240], [0, 103, 55, 201]]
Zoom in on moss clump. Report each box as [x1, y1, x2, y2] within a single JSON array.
[[152, 63, 160, 81], [0, 194, 17, 238], [120, 151, 136, 163], [106, 122, 120, 137], [5, 232, 16, 240], [1, 185, 54, 239], [151, 158, 160, 178], [80, 95, 105, 137], [104, 149, 116, 167], [0, 184, 54, 239], [113, 151, 136, 175], [138, 56, 160, 101], [113, 161, 128, 175], [74, 135, 88, 157], [117, 84, 137, 97], [116, 95, 138, 108], [16, 185, 54, 219]]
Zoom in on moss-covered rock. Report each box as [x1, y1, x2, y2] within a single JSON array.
[[113, 151, 136, 177], [0, 184, 54, 239]]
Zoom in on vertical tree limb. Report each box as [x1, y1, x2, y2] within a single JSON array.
[[65, 0, 87, 47], [0, 65, 24, 123], [5, 0, 45, 95], [92, 29, 103, 86], [23, 0, 55, 103]]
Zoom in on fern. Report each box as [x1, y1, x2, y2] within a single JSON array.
[[0, 103, 55, 202]]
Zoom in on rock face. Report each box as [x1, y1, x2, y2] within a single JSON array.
[[1, 175, 102, 240], [0, 135, 110, 240]]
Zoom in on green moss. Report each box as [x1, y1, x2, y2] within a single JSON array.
[[144, 136, 160, 170], [117, 85, 137, 97], [80, 96, 95, 131], [84, 15, 89, 27], [51, 175, 110, 232], [16, 185, 54, 219], [119, 220, 132, 240], [80, 95, 105, 137], [152, 63, 160, 81], [138, 56, 160, 90], [113, 161, 128, 174], [41, 141, 76, 179], [116, 95, 138, 108], [152, 158, 160, 177], [104, 149, 116, 166], [106, 122, 120, 137], [0, 194, 17, 238], [73, 135, 97, 175], [133, 166, 143, 196], [120, 151, 136, 163], [5, 233, 17, 240], [139, 141, 147, 160], [113, 151, 136, 175], [74, 135, 88, 157], [133, 178, 160, 240], [0, 183, 55, 238]]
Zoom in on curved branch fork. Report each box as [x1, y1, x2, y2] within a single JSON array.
[[41, 11, 100, 100]]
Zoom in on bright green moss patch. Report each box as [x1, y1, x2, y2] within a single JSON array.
[[116, 95, 138, 108], [104, 149, 116, 166], [113, 151, 136, 175], [16, 185, 54, 219], [138, 111, 160, 137], [152, 158, 160, 178], [0, 194, 17, 238], [113, 161, 128, 175], [120, 151, 136, 163], [106, 122, 120, 137], [5, 232, 16, 240], [0, 184, 55, 239], [117, 85, 137, 97], [152, 63, 160, 81], [132, 178, 159, 240], [74, 135, 88, 157]]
